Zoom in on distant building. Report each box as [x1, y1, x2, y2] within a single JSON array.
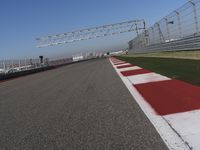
[[73, 56, 84, 62]]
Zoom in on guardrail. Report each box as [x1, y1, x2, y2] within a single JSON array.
[[0, 55, 102, 81], [0, 66, 54, 81]]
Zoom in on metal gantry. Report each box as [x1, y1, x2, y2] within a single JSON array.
[[36, 19, 146, 48]]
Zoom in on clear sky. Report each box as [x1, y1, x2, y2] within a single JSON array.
[[0, 0, 188, 59]]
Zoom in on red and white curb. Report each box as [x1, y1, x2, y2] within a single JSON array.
[[110, 57, 200, 150]]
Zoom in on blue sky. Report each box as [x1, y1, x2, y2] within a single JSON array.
[[0, 0, 188, 59]]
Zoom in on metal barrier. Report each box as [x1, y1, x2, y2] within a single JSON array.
[[129, 0, 200, 53], [0, 51, 104, 74], [0, 58, 42, 74]]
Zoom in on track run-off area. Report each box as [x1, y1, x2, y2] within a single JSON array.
[[110, 57, 200, 150], [0, 59, 168, 150]]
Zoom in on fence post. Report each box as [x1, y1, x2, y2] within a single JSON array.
[[189, 1, 199, 34], [150, 27, 155, 44], [164, 18, 170, 40], [155, 23, 164, 43], [19, 60, 21, 68], [174, 10, 182, 38], [8, 60, 10, 70], [135, 23, 139, 36], [3, 59, 5, 70], [12, 60, 14, 70], [25, 58, 27, 70], [144, 30, 149, 46]]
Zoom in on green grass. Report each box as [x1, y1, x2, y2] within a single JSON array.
[[127, 50, 200, 60], [116, 56, 200, 86]]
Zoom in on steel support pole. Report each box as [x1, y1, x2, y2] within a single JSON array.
[[3, 60, 5, 70], [9, 60, 12, 70], [34, 59, 36, 67], [135, 23, 139, 36], [189, 1, 199, 33], [174, 11, 182, 38], [25, 58, 27, 70], [164, 18, 170, 40], [155, 23, 163, 43], [19, 60, 21, 68], [1, 61, 3, 69], [12, 60, 14, 69], [144, 31, 149, 46], [150, 27, 155, 44]]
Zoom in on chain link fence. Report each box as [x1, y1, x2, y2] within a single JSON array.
[[129, 0, 200, 53]]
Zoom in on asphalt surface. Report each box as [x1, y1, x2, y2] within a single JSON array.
[[0, 59, 168, 150]]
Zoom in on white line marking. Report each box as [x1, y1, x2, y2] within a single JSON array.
[[115, 63, 131, 67], [128, 72, 171, 85], [118, 66, 142, 72], [164, 110, 200, 149]]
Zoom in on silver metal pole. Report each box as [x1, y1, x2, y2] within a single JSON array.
[[3, 59, 5, 70], [174, 11, 182, 38], [12, 60, 14, 70], [164, 18, 170, 40], [150, 27, 155, 45], [19, 59, 21, 68], [155, 23, 163, 43], [189, 1, 199, 33], [135, 23, 139, 36], [25, 58, 27, 70]]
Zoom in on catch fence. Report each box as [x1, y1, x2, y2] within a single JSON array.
[[129, 0, 200, 53]]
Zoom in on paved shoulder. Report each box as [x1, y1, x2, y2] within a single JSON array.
[[0, 59, 168, 150]]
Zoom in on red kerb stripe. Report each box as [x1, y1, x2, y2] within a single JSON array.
[[121, 69, 151, 76], [134, 79, 200, 115]]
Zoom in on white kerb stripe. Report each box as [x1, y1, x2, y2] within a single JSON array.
[[164, 110, 200, 150], [118, 66, 141, 72], [115, 63, 131, 67], [113, 61, 125, 64], [128, 72, 171, 85]]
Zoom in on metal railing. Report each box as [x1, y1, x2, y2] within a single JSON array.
[[0, 58, 43, 74], [129, 0, 200, 53], [0, 52, 103, 74]]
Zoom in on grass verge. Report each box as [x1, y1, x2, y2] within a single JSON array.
[[127, 50, 200, 60], [116, 56, 200, 86]]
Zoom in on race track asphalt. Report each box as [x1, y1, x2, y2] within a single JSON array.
[[0, 58, 168, 150]]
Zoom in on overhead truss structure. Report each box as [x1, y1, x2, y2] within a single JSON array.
[[36, 19, 146, 48]]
